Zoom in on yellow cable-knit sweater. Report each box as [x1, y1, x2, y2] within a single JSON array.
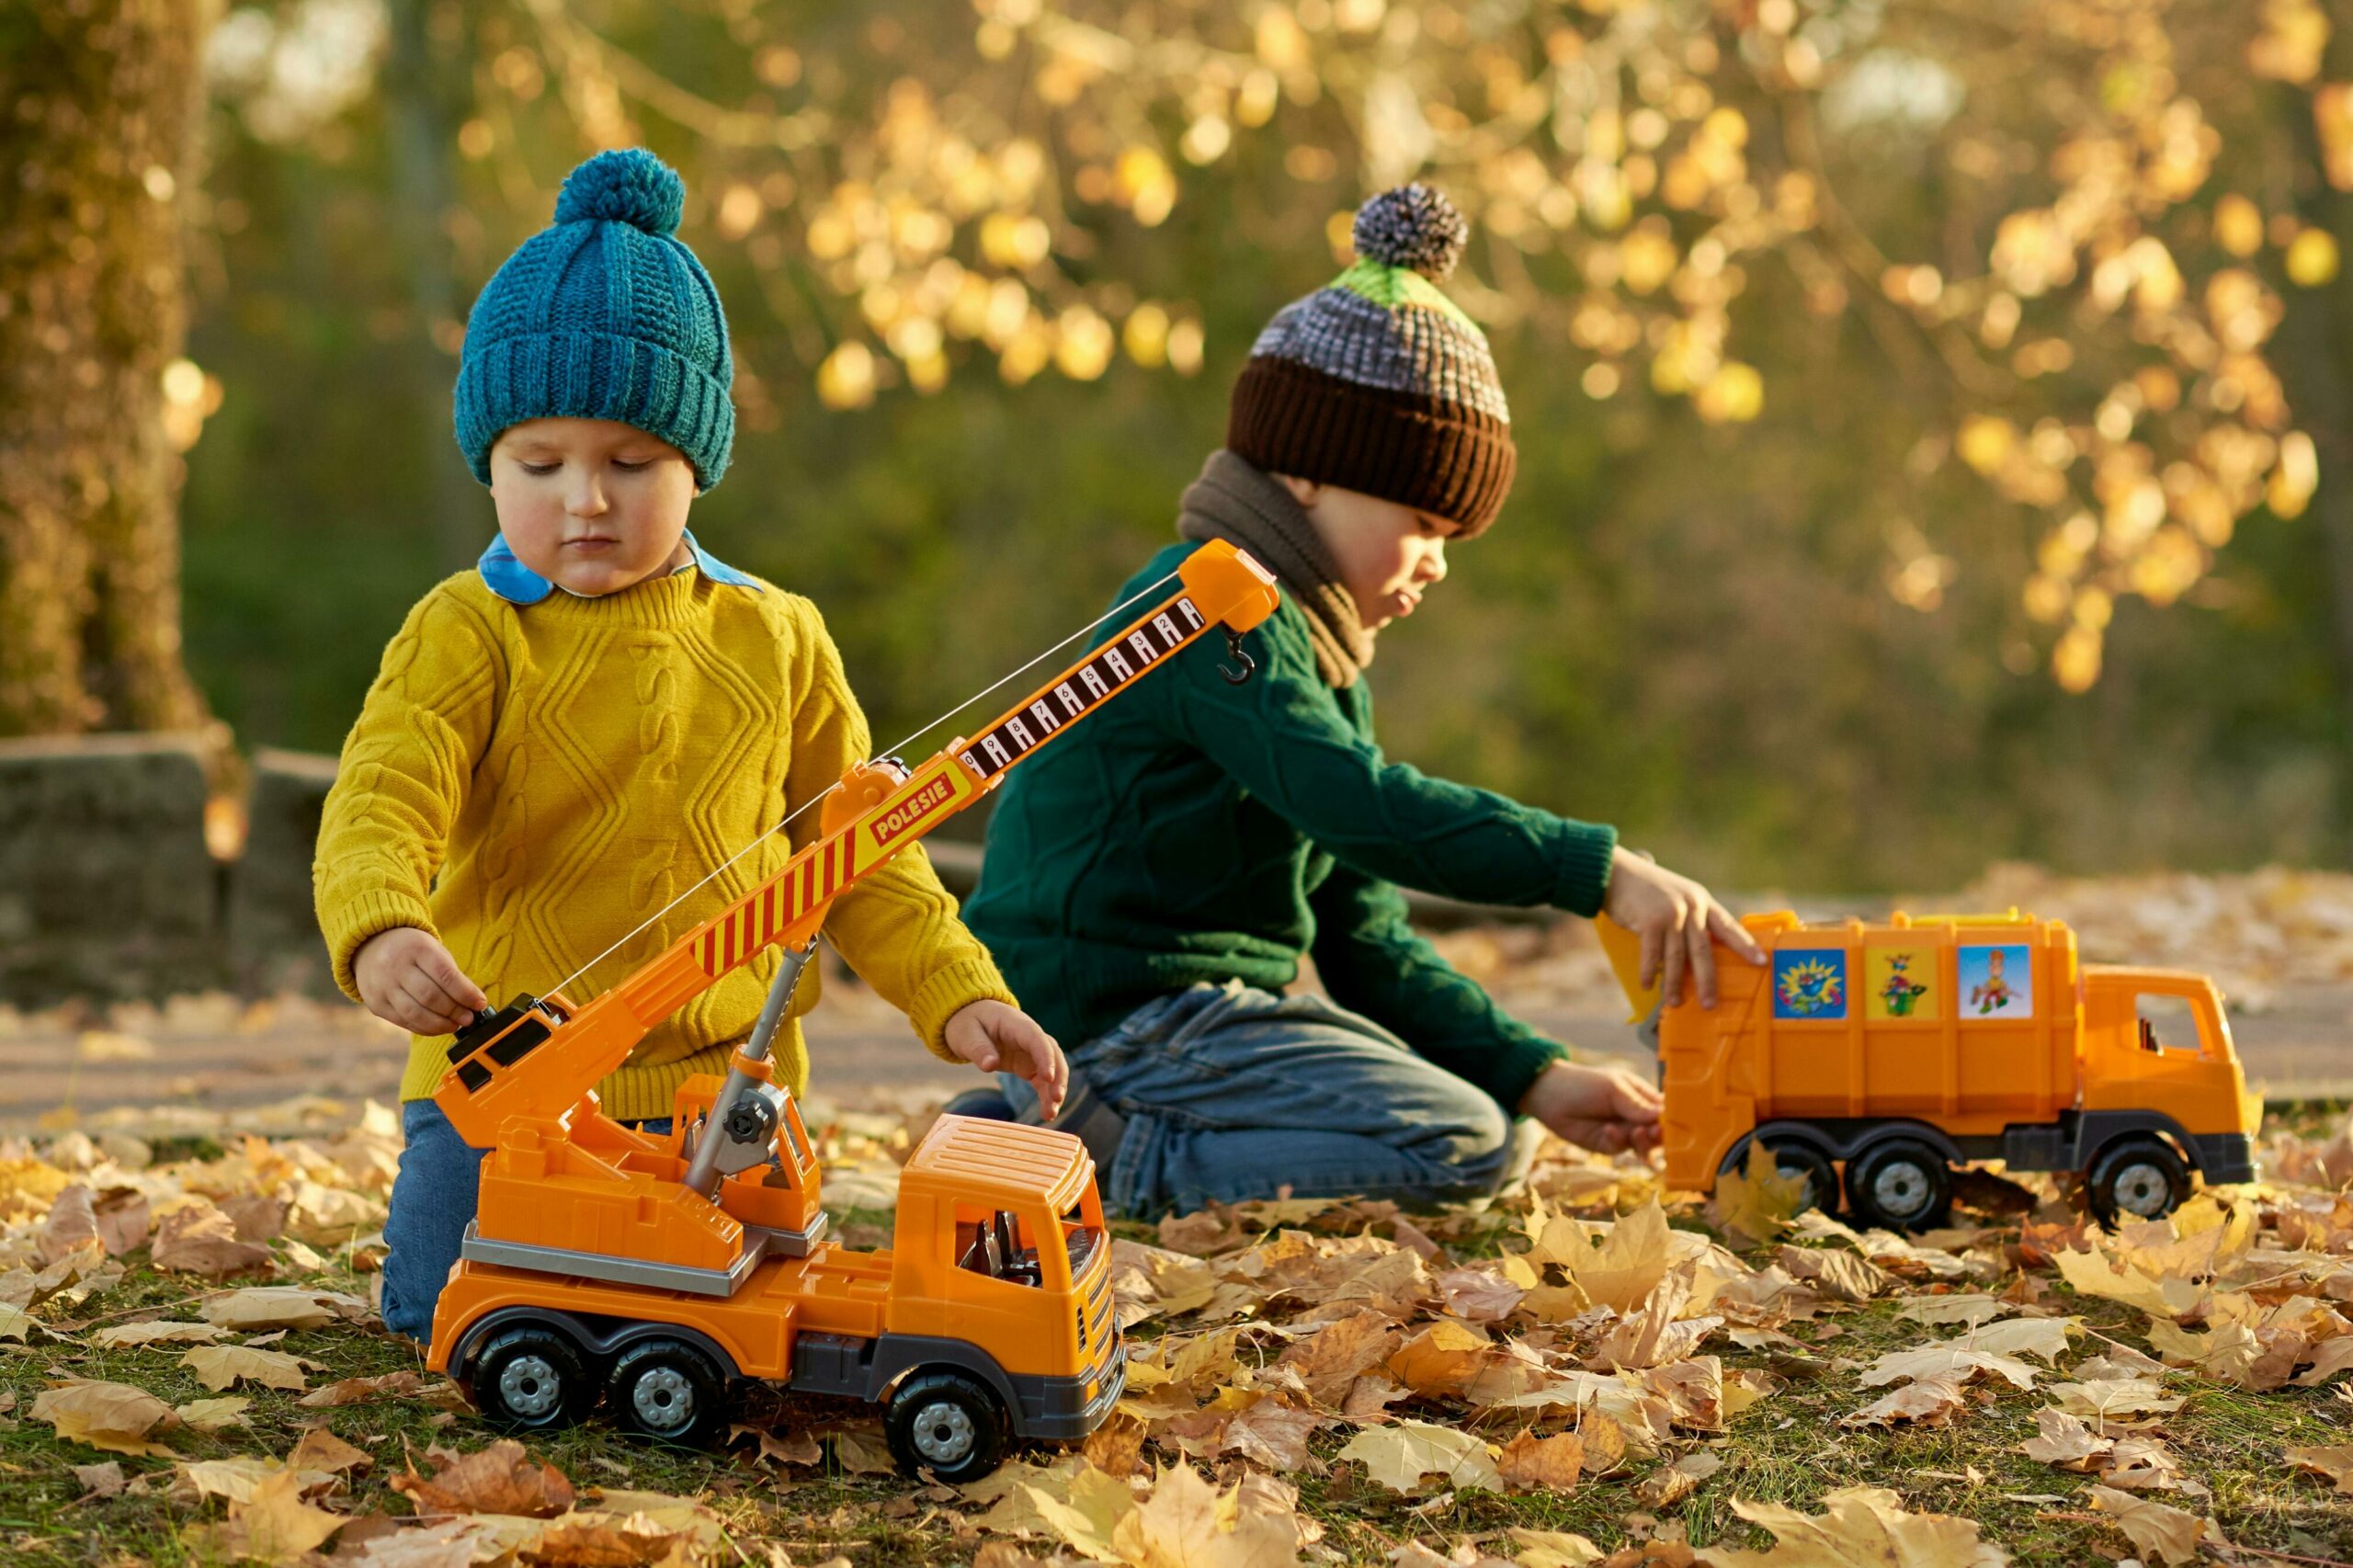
[[313, 563, 1014, 1122]]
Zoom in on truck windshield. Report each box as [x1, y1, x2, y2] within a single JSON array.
[[953, 1202, 1099, 1290], [2136, 994, 2202, 1055]]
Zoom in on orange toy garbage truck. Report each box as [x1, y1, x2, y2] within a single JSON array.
[[1601, 909, 2261, 1231], [420, 541, 1280, 1481]]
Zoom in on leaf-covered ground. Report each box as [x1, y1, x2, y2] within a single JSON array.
[[3, 1095, 2350, 1568]]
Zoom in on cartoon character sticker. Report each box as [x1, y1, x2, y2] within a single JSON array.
[[1866, 948, 1938, 1020], [1957, 943, 2033, 1020], [1773, 949, 1847, 1020]]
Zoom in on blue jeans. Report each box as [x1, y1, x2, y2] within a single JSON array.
[[381, 1099, 671, 1343], [999, 981, 1527, 1218]]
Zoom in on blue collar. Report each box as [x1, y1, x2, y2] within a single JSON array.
[[477, 529, 764, 605]]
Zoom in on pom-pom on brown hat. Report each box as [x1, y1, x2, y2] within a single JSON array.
[[1226, 185, 1516, 535]]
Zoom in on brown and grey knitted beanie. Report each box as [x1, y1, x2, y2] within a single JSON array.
[[1227, 185, 1516, 536]]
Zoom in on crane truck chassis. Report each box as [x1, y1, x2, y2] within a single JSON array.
[[417, 540, 1281, 1480]]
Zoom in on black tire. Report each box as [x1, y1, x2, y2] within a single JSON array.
[[607, 1337, 731, 1447], [1846, 1138, 1952, 1232], [469, 1324, 598, 1432], [1763, 1138, 1842, 1216], [885, 1369, 1010, 1483], [2086, 1137, 2191, 1227]]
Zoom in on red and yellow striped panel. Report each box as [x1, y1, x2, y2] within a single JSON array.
[[689, 831, 855, 978]]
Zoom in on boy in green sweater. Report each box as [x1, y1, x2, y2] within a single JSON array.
[[961, 186, 1761, 1216]]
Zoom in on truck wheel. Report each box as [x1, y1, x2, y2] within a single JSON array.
[[470, 1324, 597, 1431], [2087, 1138, 2190, 1226], [608, 1338, 730, 1447], [1742, 1138, 1840, 1215], [1847, 1139, 1951, 1232], [886, 1369, 1009, 1483]]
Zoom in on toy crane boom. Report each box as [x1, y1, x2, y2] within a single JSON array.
[[434, 540, 1279, 1148]]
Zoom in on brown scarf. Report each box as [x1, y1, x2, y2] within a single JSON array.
[[1176, 449, 1373, 688]]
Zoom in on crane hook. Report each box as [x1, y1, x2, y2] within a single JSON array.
[[1218, 628, 1256, 685]]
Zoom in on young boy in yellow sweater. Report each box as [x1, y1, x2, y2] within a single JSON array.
[[314, 150, 1063, 1341]]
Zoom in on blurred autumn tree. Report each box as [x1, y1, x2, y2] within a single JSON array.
[[108, 0, 2353, 882], [0, 0, 219, 740]]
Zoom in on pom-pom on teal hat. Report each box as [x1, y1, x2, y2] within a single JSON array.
[[454, 148, 734, 489]]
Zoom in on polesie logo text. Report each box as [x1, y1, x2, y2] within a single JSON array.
[[871, 775, 955, 848]]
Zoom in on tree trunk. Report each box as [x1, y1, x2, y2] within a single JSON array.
[[385, 0, 490, 574], [0, 0, 216, 739]]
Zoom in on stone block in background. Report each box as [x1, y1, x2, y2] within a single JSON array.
[[228, 748, 340, 995], [0, 733, 225, 1006]]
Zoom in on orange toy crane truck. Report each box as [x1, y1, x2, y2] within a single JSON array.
[[1600, 909, 2261, 1231], [420, 541, 1279, 1482]]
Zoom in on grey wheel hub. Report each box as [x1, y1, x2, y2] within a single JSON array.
[[1870, 1159, 1934, 1219], [631, 1366, 695, 1429], [2112, 1160, 2173, 1218], [910, 1400, 976, 1464], [497, 1353, 562, 1417]]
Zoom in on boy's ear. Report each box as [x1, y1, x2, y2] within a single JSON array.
[[1271, 472, 1322, 508]]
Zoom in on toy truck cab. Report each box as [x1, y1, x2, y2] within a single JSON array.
[[870, 1116, 1123, 1471], [2072, 966, 2262, 1211]]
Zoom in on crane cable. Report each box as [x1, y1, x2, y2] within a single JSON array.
[[545, 566, 1186, 1000]]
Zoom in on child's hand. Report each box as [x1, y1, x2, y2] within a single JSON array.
[[1602, 846, 1766, 1009], [1518, 1059, 1664, 1154], [354, 926, 490, 1035], [944, 1000, 1068, 1119]]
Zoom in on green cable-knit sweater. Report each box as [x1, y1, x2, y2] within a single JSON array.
[[964, 540, 1620, 1114]]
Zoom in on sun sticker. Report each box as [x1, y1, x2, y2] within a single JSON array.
[[1773, 949, 1847, 1020], [1866, 948, 1938, 1021]]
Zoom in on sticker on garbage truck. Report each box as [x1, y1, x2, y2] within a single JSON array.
[[1866, 948, 1938, 1021], [1773, 950, 1847, 1020], [1958, 943, 2032, 1020]]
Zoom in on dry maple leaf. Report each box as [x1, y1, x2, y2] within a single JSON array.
[[2018, 1407, 2109, 1469], [1858, 1345, 2039, 1392], [2284, 1444, 2353, 1494], [1277, 1312, 1404, 1408], [1336, 1420, 1501, 1494], [1702, 1484, 2012, 1567], [334, 1517, 518, 1567], [203, 1285, 369, 1331], [152, 1202, 274, 1278], [175, 1396, 252, 1433], [1508, 1528, 1607, 1567], [1556, 1200, 1672, 1312], [71, 1460, 125, 1499], [2045, 1377, 2185, 1420], [1220, 1398, 1322, 1471], [392, 1439, 575, 1517], [91, 1319, 228, 1348], [1710, 1142, 1806, 1247], [301, 1369, 426, 1407], [1435, 1265, 1525, 1324], [1841, 1373, 1970, 1428], [2051, 1248, 2200, 1319], [526, 1511, 686, 1568], [1109, 1462, 1308, 1568], [31, 1378, 177, 1457], [1495, 1428, 1584, 1492], [1895, 1296, 2012, 1328], [183, 1344, 313, 1392], [289, 1427, 375, 1476], [2086, 1484, 2209, 1567], [1634, 1449, 1721, 1509], [1387, 1320, 1495, 1398], [188, 1468, 349, 1566]]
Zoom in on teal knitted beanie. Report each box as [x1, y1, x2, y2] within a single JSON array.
[[454, 148, 734, 489]]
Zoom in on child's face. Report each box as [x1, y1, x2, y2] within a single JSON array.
[[1277, 477, 1460, 630], [488, 417, 699, 597]]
